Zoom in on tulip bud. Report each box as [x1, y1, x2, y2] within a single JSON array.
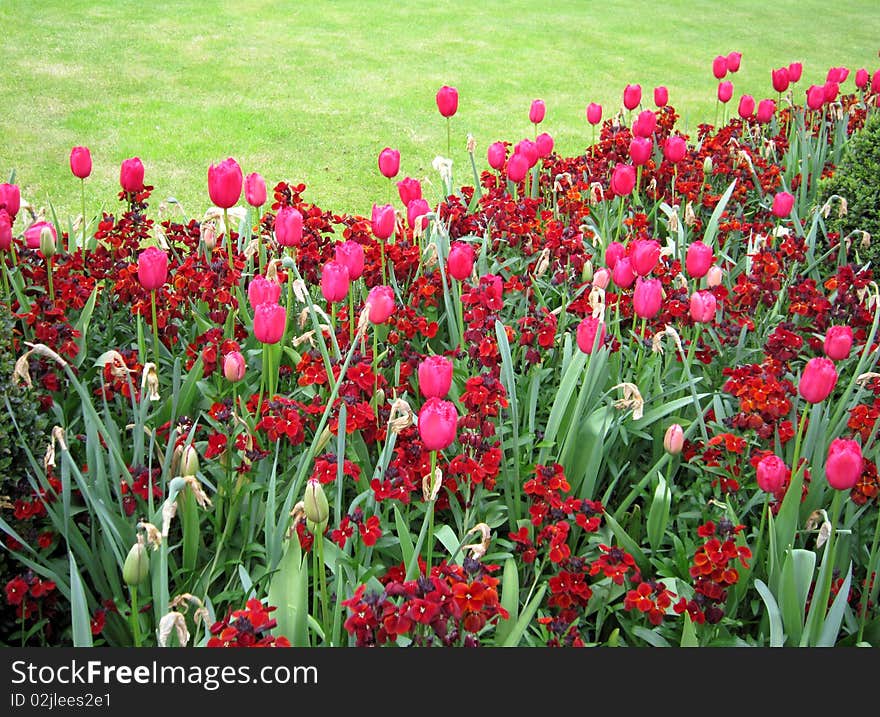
[[179, 445, 200, 477], [689, 290, 717, 323], [629, 136, 653, 166], [371, 203, 396, 240], [320, 261, 350, 303], [515, 139, 538, 168], [576, 316, 606, 355], [334, 240, 365, 281], [223, 351, 246, 383], [633, 277, 663, 319], [406, 198, 430, 230], [632, 109, 657, 138], [726, 51, 742, 73], [367, 285, 395, 324], [663, 424, 684, 455], [120, 157, 145, 193], [207, 157, 243, 209], [39, 226, 56, 258], [0, 183, 21, 219], [418, 355, 454, 399], [771, 191, 795, 218], [586, 102, 603, 125], [654, 86, 669, 107], [417, 397, 458, 451], [806, 84, 826, 111], [245, 172, 267, 207], [303, 477, 329, 530], [506, 152, 530, 183], [825, 439, 863, 491], [436, 85, 459, 118], [202, 223, 217, 252], [756, 454, 788, 493], [823, 325, 853, 361], [717, 81, 734, 103], [253, 302, 286, 344], [611, 256, 636, 289], [378, 147, 401, 178], [247, 275, 281, 309], [69, 146, 92, 179], [536, 132, 554, 158], [855, 68, 870, 89], [581, 259, 594, 283], [663, 136, 687, 164], [737, 94, 755, 120], [447, 242, 475, 281], [798, 357, 838, 403], [630, 239, 661, 276], [703, 156, 713, 176], [685, 240, 714, 278], [605, 241, 626, 269], [529, 99, 546, 124], [756, 99, 776, 124], [123, 536, 150, 586], [771, 67, 790, 93], [787, 62, 803, 83], [0, 210, 11, 251], [396, 177, 422, 207], [823, 80, 839, 103], [705, 265, 723, 288], [623, 84, 642, 111], [487, 141, 507, 170], [712, 55, 728, 79], [137, 246, 169, 291], [274, 206, 303, 247], [610, 163, 636, 196], [593, 267, 610, 290]]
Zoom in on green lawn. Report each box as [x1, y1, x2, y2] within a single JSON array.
[[1, 0, 878, 225]]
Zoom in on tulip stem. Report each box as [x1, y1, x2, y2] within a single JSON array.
[[790, 407, 810, 491], [348, 291, 354, 346], [857, 505, 880, 643], [446, 117, 451, 159], [456, 278, 466, 350], [1, 261, 11, 308], [256, 344, 267, 415], [426, 450, 437, 577], [224, 208, 234, 273], [130, 586, 142, 647], [80, 179, 87, 251], [46, 256, 55, 304], [315, 529, 330, 642], [380, 242, 387, 285], [150, 289, 160, 367]]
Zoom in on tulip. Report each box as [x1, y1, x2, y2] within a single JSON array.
[[689, 290, 717, 323], [633, 109, 657, 138], [712, 55, 728, 79], [705, 265, 723, 288], [737, 94, 755, 120], [396, 177, 422, 207], [873, 69, 880, 94], [726, 51, 742, 73], [576, 316, 606, 354], [756, 99, 776, 124], [137, 246, 168, 290], [771, 67, 790, 93], [253, 302, 286, 344], [367, 285, 395, 324], [515, 139, 538, 168], [623, 84, 642, 110], [417, 397, 458, 451], [223, 351, 246, 383], [756, 454, 788, 493], [823, 80, 839, 103], [303, 477, 330, 528], [771, 191, 795, 218], [826, 67, 849, 84], [529, 99, 546, 124], [335, 240, 365, 281], [663, 424, 684, 455], [855, 68, 870, 89], [685, 241, 714, 278], [629, 136, 653, 166], [371, 203, 396, 240], [506, 152, 530, 183], [274, 205, 303, 247], [207, 157, 243, 209], [663, 135, 687, 164], [610, 163, 636, 196], [611, 256, 636, 289], [0, 210, 11, 250], [487, 141, 507, 170], [798, 356, 838, 403], [586, 102, 603, 125], [593, 267, 610, 290], [605, 241, 626, 269], [123, 539, 150, 587], [717, 81, 733, 103], [0, 183, 21, 219], [630, 239, 661, 276], [654, 86, 668, 107], [378, 147, 400, 178], [120, 157, 145, 193], [245, 172, 267, 207], [39, 225, 56, 258], [406, 198, 430, 230], [320, 261, 350, 303], [633, 277, 663, 318], [825, 439, 863, 491], [436, 85, 459, 118], [823, 325, 853, 361], [806, 84, 826, 110], [447, 242, 475, 281], [418, 355, 454, 399], [536, 132, 554, 158], [69, 146, 92, 179], [24, 221, 55, 250], [787, 62, 803, 83]]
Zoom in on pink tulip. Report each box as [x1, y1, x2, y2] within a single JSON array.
[[576, 316, 607, 354], [447, 242, 475, 281], [756, 99, 776, 124], [855, 68, 870, 89], [756, 455, 788, 493], [826, 67, 849, 84], [506, 152, 530, 183], [717, 81, 734, 103], [787, 62, 803, 83], [515, 139, 538, 168], [0, 211, 11, 251], [487, 142, 507, 170], [24, 221, 56, 250], [611, 256, 636, 288], [529, 99, 546, 124], [378, 147, 400, 178], [418, 355, 454, 398], [0, 183, 20, 219], [706, 265, 723, 288], [396, 177, 422, 207], [69, 146, 92, 179], [629, 136, 653, 166], [536, 132, 554, 158], [771, 67, 790, 93], [726, 51, 742, 73], [689, 290, 717, 323], [436, 85, 459, 118], [825, 439, 863, 491], [823, 325, 853, 361], [623, 84, 642, 110], [371, 203, 396, 240], [873, 69, 880, 94], [334, 240, 365, 281], [738, 94, 755, 119], [798, 357, 838, 403], [223, 351, 246, 383], [712, 55, 728, 79], [245, 172, 267, 207], [367, 285, 395, 324], [247, 275, 281, 310], [253, 302, 286, 344], [137, 246, 168, 291], [120, 157, 145, 193], [593, 267, 610, 290], [633, 110, 656, 138], [274, 205, 303, 247], [418, 397, 458, 451], [663, 424, 684, 455], [663, 136, 687, 164], [320, 261, 350, 303], [633, 277, 663, 319], [208, 157, 243, 209], [654, 86, 668, 107], [406, 198, 430, 230], [605, 241, 626, 270], [586, 102, 603, 125], [806, 84, 825, 110], [610, 163, 636, 196], [630, 239, 661, 276], [771, 191, 795, 218], [685, 241, 714, 278], [823, 80, 839, 103]]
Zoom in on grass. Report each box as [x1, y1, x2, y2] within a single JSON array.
[[1, 0, 878, 226]]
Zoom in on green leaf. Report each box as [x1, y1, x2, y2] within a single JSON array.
[[702, 178, 737, 248], [69, 552, 93, 647], [603, 510, 650, 575], [646, 473, 671, 553], [495, 558, 520, 645], [780, 548, 816, 646], [394, 504, 414, 568], [633, 626, 671, 647], [434, 524, 461, 564], [680, 612, 699, 647], [816, 562, 852, 647], [502, 584, 546, 647], [267, 538, 310, 647], [73, 282, 101, 368], [754, 579, 785, 647]]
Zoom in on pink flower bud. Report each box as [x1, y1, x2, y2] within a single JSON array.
[[873, 69, 880, 94], [418, 355, 454, 399], [529, 99, 546, 124], [611, 256, 636, 288], [515, 139, 538, 168], [630, 239, 661, 276], [245, 172, 267, 207], [367, 285, 395, 324], [663, 135, 687, 164], [823, 325, 853, 361], [798, 357, 838, 403], [788, 62, 803, 83], [396, 177, 422, 207], [406, 198, 430, 230], [593, 267, 610, 290], [629, 136, 653, 166], [623, 84, 642, 111], [717, 81, 734, 103], [320, 261, 350, 303], [253, 302, 286, 344], [823, 80, 839, 103], [689, 290, 717, 323], [705, 265, 723, 288], [378, 147, 400, 179], [610, 163, 636, 196], [120, 157, 145, 193], [247, 275, 281, 310], [771, 191, 795, 218], [436, 85, 459, 118], [685, 241, 714, 279], [418, 397, 458, 451], [0, 183, 20, 219], [506, 152, 530, 183], [756, 454, 788, 493], [208, 157, 243, 209], [371, 203, 396, 240], [536, 132, 554, 158], [334, 240, 365, 281], [586, 102, 603, 125], [712, 55, 728, 79], [663, 424, 684, 454], [69, 146, 92, 179], [633, 277, 663, 319], [825, 438, 863, 491], [737, 94, 755, 120], [137, 246, 169, 291], [756, 99, 776, 124], [274, 205, 303, 247], [24, 220, 55, 250], [223, 351, 246, 383], [487, 141, 507, 170], [0, 210, 11, 251], [771, 67, 790, 93], [654, 86, 669, 107], [855, 68, 870, 89], [447, 242, 475, 282], [826, 67, 849, 84], [576, 316, 607, 354]]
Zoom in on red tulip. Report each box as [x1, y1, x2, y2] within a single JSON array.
[[771, 67, 790, 93], [69, 146, 92, 179], [320, 261, 350, 303], [823, 80, 839, 103], [611, 256, 636, 288], [605, 241, 626, 269], [799, 357, 838, 403], [506, 152, 530, 183], [623, 84, 642, 110], [406, 198, 430, 230], [208, 157, 243, 209], [223, 351, 246, 383], [371, 203, 396, 240], [536, 132, 554, 158], [24, 220, 56, 250], [689, 290, 717, 323], [806, 84, 825, 110], [787, 62, 803, 83], [274, 205, 303, 247], [247, 275, 281, 309], [592, 267, 610, 290], [576, 316, 606, 354], [756, 454, 788, 493], [712, 55, 728, 79], [610, 163, 636, 196], [529, 99, 546, 124], [855, 68, 870, 89], [253, 302, 286, 344], [378, 147, 400, 179], [825, 439, 863, 491], [417, 397, 458, 451], [0, 211, 11, 251], [756, 99, 776, 124], [632, 109, 657, 138], [367, 285, 395, 324], [629, 136, 653, 166], [823, 325, 853, 361], [737, 94, 755, 119], [717, 81, 733, 103], [654, 86, 668, 107], [120, 157, 145, 193], [771, 191, 795, 218], [447, 242, 475, 281], [586, 102, 603, 125], [436, 85, 459, 118], [685, 241, 714, 279], [515, 139, 538, 168], [418, 355, 454, 399], [663, 135, 687, 164], [633, 277, 663, 318], [334, 240, 365, 281], [245, 172, 267, 207], [663, 424, 684, 455], [396, 177, 422, 207], [630, 239, 661, 276], [487, 141, 507, 170], [137, 246, 168, 290], [726, 51, 742, 73], [0, 183, 20, 219]]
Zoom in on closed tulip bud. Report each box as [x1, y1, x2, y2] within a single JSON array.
[[436, 85, 459, 118], [605, 241, 626, 269], [506, 152, 530, 183], [371, 203, 396, 240], [873, 69, 880, 94], [689, 290, 717, 323], [823, 325, 853, 361], [738, 94, 755, 119], [245, 172, 267, 207], [123, 538, 150, 586], [633, 109, 657, 138], [826, 67, 849, 84], [654, 86, 668, 107], [418, 355, 454, 399], [137, 246, 168, 290], [0, 211, 11, 251], [247, 275, 281, 310], [611, 256, 636, 288], [39, 226, 56, 258], [771, 67, 790, 93], [515, 139, 538, 168], [576, 316, 606, 354], [417, 397, 458, 451], [202, 223, 217, 252], [610, 163, 636, 196], [717, 80, 734, 103], [529, 99, 546, 124], [825, 439, 863, 491], [806, 84, 826, 110], [303, 477, 330, 527], [378, 147, 401, 178], [823, 80, 839, 103], [487, 141, 507, 170], [207, 157, 243, 209], [69, 146, 92, 179], [581, 259, 594, 283], [396, 177, 422, 207], [726, 51, 742, 73], [630, 239, 661, 276], [756, 98, 776, 124], [447, 242, 475, 281], [712, 55, 728, 79], [536, 132, 554, 158], [633, 277, 663, 318], [334, 240, 365, 280], [24, 221, 56, 250], [593, 267, 611, 289], [623, 84, 642, 111], [179, 445, 200, 477], [0, 183, 21, 219], [771, 191, 795, 218], [253, 302, 286, 344], [223, 351, 246, 382], [274, 205, 303, 247], [629, 136, 653, 166], [756, 454, 788, 493], [663, 135, 687, 164], [855, 68, 870, 89], [788, 62, 803, 83], [683, 241, 711, 279], [705, 265, 723, 288], [120, 157, 145, 193], [320, 261, 350, 303], [663, 424, 684, 455], [703, 156, 714, 175], [406, 198, 430, 230], [586, 102, 603, 125], [799, 357, 838, 403], [367, 285, 395, 324]]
